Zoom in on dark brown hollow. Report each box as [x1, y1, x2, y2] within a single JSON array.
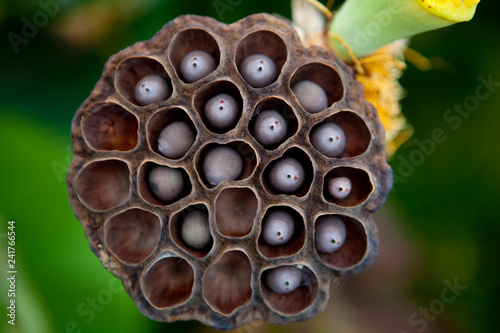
[[262, 147, 314, 197], [147, 107, 197, 159], [168, 28, 220, 83], [235, 30, 287, 86], [260, 265, 318, 316], [75, 160, 130, 211], [215, 187, 258, 237], [310, 111, 371, 158], [170, 204, 213, 258], [249, 97, 298, 150], [195, 142, 258, 189], [193, 80, 243, 133], [137, 162, 192, 206], [82, 103, 138, 152], [323, 167, 373, 207], [203, 251, 252, 315], [104, 208, 161, 265], [141, 256, 194, 308], [290, 62, 344, 110], [258, 206, 305, 258], [115, 56, 172, 106], [315, 215, 367, 270]]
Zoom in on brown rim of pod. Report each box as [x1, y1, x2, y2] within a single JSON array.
[[66, 13, 392, 330]]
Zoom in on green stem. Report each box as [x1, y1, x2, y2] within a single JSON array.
[[329, 0, 480, 60]]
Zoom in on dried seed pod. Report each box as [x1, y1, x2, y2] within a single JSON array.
[[67, 14, 392, 331]]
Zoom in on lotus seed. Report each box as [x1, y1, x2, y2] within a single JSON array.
[[253, 110, 287, 146], [266, 266, 302, 294], [158, 121, 196, 159], [328, 177, 352, 200], [180, 50, 216, 83], [240, 54, 278, 87], [315, 216, 347, 253], [262, 210, 295, 245], [134, 74, 170, 106], [203, 146, 243, 186], [148, 165, 184, 202], [181, 210, 212, 250], [311, 122, 346, 157], [204, 93, 239, 130], [292, 80, 328, 113], [268, 157, 304, 193]]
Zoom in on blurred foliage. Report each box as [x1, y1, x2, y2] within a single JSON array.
[[1, 0, 499, 333]]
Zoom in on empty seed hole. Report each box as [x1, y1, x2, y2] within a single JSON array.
[[215, 187, 258, 237], [104, 208, 161, 265], [141, 255, 194, 308], [75, 160, 130, 211], [82, 103, 138, 152], [203, 251, 252, 315]]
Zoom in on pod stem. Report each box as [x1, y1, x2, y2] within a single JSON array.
[[329, 0, 480, 60]]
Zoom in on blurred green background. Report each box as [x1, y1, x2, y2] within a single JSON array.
[[1, 0, 498, 332]]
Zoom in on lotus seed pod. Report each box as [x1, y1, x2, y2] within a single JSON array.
[[180, 50, 216, 83], [268, 157, 305, 193], [253, 110, 287, 146], [262, 210, 295, 245], [204, 93, 239, 130], [266, 266, 302, 294], [181, 211, 212, 250], [148, 165, 184, 202], [311, 122, 346, 157], [328, 177, 352, 200], [67, 14, 392, 330], [315, 216, 347, 253], [158, 121, 195, 159], [203, 146, 243, 186], [292, 80, 328, 113], [240, 54, 278, 87], [134, 74, 170, 106]]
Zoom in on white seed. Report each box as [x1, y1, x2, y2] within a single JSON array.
[[315, 216, 347, 253], [181, 210, 211, 250], [266, 266, 302, 294], [311, 122, 346, 157], [134, 74, 170, 106], [204, 93, 239, 130], [328, 177, 352, 200], [268, 157, 304, 193], [203, 146, 243, 186], [148, 165, 184, 202], [180, 50, 216, 83], [292, 80, 328, 113], [253, 110, 287, 146], [158, 121, 196, 159], [240, 54, 278, 87], [262, 210, 295, 245]]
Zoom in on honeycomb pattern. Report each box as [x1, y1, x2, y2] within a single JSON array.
[[66, 14, 392, 330]]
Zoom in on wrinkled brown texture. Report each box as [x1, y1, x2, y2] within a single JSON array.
[[66, 14, 392, 330]]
